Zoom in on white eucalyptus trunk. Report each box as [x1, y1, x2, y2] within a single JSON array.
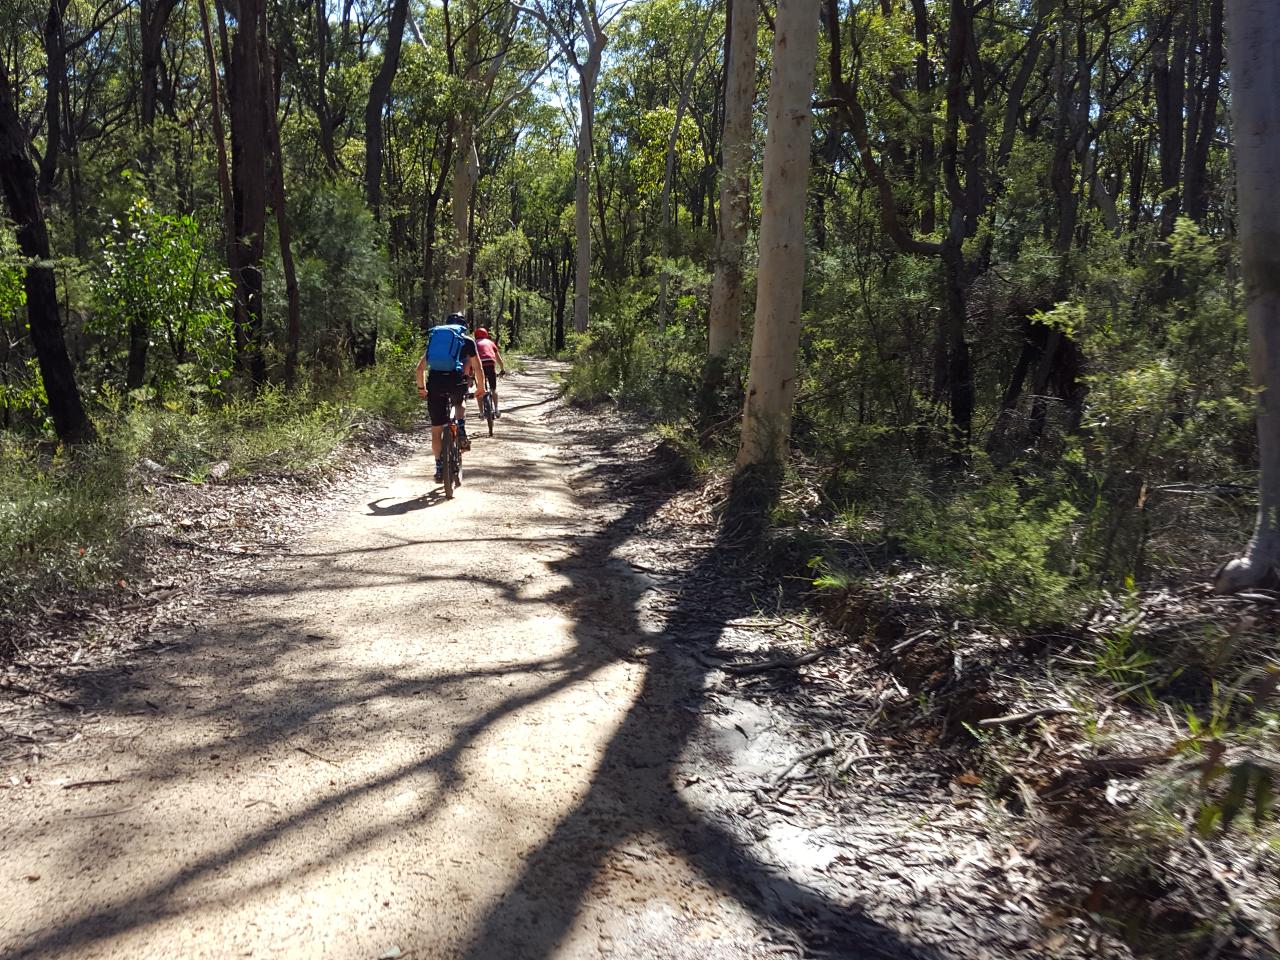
[[448, 122, 478, 313], [707, 0, 757, 358], [735, 0, 819, 470], [1216, 0, 1280, 591]]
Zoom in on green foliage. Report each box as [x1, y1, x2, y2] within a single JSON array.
[[0, 220, 24, 321], [265, 181, 400, 360], [0, 222, 44, 432], [893, 469, 1083, 627], [1062, 218, 1250, 581], [0, 439, 131, 616], [92, 197, 235, 394], [346, 336, 426, 429], [563, 266, 711, 414], [0, 357, 49, 433]]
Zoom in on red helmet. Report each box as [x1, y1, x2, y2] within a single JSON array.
[[475, 327, 490, 340]]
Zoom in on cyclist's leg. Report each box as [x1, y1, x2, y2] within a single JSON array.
[[452, 389, 470, 451], [427, 389, 450, 480], [484, 364, 499, 412]]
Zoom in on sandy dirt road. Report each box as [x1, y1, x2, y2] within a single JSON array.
[[1, 362, 783, 960]]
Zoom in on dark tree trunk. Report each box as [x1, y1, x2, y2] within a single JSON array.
[[910, 0, 937, 232], [0, 63, 94, 443], [198, 0, 245, 351], [129, 0, 177, 388], [314, 0, 340, 172], [941, 242, 974, 443], [364, 0, 410, 218], [265, 40, 302, 387], [39, 0, 68, 199], [225, 0, 270, 383], [1154, 9, 1188, 235], [1184, 0, 1223, 222]]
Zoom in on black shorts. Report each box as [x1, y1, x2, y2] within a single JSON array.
[[481, 362, 497, 392], [426, 386, 466, 427]]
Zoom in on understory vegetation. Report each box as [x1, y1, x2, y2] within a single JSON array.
[[1, 342, 421, 633], [5, 0, 1279, 951]]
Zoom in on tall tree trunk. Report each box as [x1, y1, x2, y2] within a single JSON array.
[[38, 0, 67, 199], [265, 40, 303, 386], [1154, 8, 1188, 235], [909, 0, 936, 232], [197, 0, 245, 350], [364, 0, 410, 218], [1185, 0, 1224, 222], [706, 0, 756, 359], [139, 0, 178, 164], [935, 0, 982, 444], [573, 48, 601, 334], [225, 0, 270, 383], [1215, 0, 1280, 591], [0, 63, 94, 444], [735, 0, 819, 473], [130, 0, 180, 390], [448, 124, 478, 312], [314, 0, 340, 172], [656, 8, 713, 329]]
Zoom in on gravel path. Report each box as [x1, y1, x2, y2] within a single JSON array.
[[0, 362, 774, 960]]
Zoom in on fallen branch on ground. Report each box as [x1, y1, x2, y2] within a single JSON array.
[[719, 650, 825, 676], [771, 734, 836, 788], [0, 679, 80, 711], [977, 706, 1080, 728], [296, 745, 341, 765]]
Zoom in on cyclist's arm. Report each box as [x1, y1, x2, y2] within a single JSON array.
[[495, 346, 506, 374], [415, 358, 427, 398]]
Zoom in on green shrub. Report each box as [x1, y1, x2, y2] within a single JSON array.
[[893, 470, 1084, 627], [562, 271, 710, 415], [0, 439, 131, 617], [91, 196, 235, 395], [264, 181, 400, 358]]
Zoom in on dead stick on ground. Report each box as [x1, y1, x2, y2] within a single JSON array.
[[837, 751, 885, 775], [771, 735, 835, 789], [296, 746, 340, 766], [978, 706, 1080, 728], [888, 631, 931, 657], [62, 779, 124, 790], [722, 650, 824, 676], [0, 680, 80, 711]]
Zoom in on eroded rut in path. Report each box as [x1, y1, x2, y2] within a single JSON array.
[[1, 362, 783, 960]]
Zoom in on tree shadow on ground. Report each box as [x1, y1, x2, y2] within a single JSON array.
[[10, 430, 944, 960], [457, 479, 944, 960]]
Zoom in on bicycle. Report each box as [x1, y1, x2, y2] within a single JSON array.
[[441, 418, 463, 499], [481, 391, 496, 437]]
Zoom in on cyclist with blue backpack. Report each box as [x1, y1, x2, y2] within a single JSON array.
[[415, 312, 487, 484]]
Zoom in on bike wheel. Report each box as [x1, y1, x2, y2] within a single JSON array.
[[443, 429, 456, 499], [486, 398, 494, 437]]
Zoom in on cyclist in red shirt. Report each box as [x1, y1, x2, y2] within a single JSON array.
[[473, 327, 506, 418]]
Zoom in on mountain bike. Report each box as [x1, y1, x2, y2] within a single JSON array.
[[441, 419, 463, 499], [481, 391, 496, 437]]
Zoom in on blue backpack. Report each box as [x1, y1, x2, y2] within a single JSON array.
[[426, 324, 466, 373]]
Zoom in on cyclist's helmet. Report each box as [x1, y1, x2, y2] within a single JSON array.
[[475, 327, 490, 340], [447, 311, 468, 329]]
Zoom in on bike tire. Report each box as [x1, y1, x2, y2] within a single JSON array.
[[443, 429, 456, 500]]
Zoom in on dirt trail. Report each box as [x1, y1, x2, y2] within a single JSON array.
[[1, 362, 780, 959]]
